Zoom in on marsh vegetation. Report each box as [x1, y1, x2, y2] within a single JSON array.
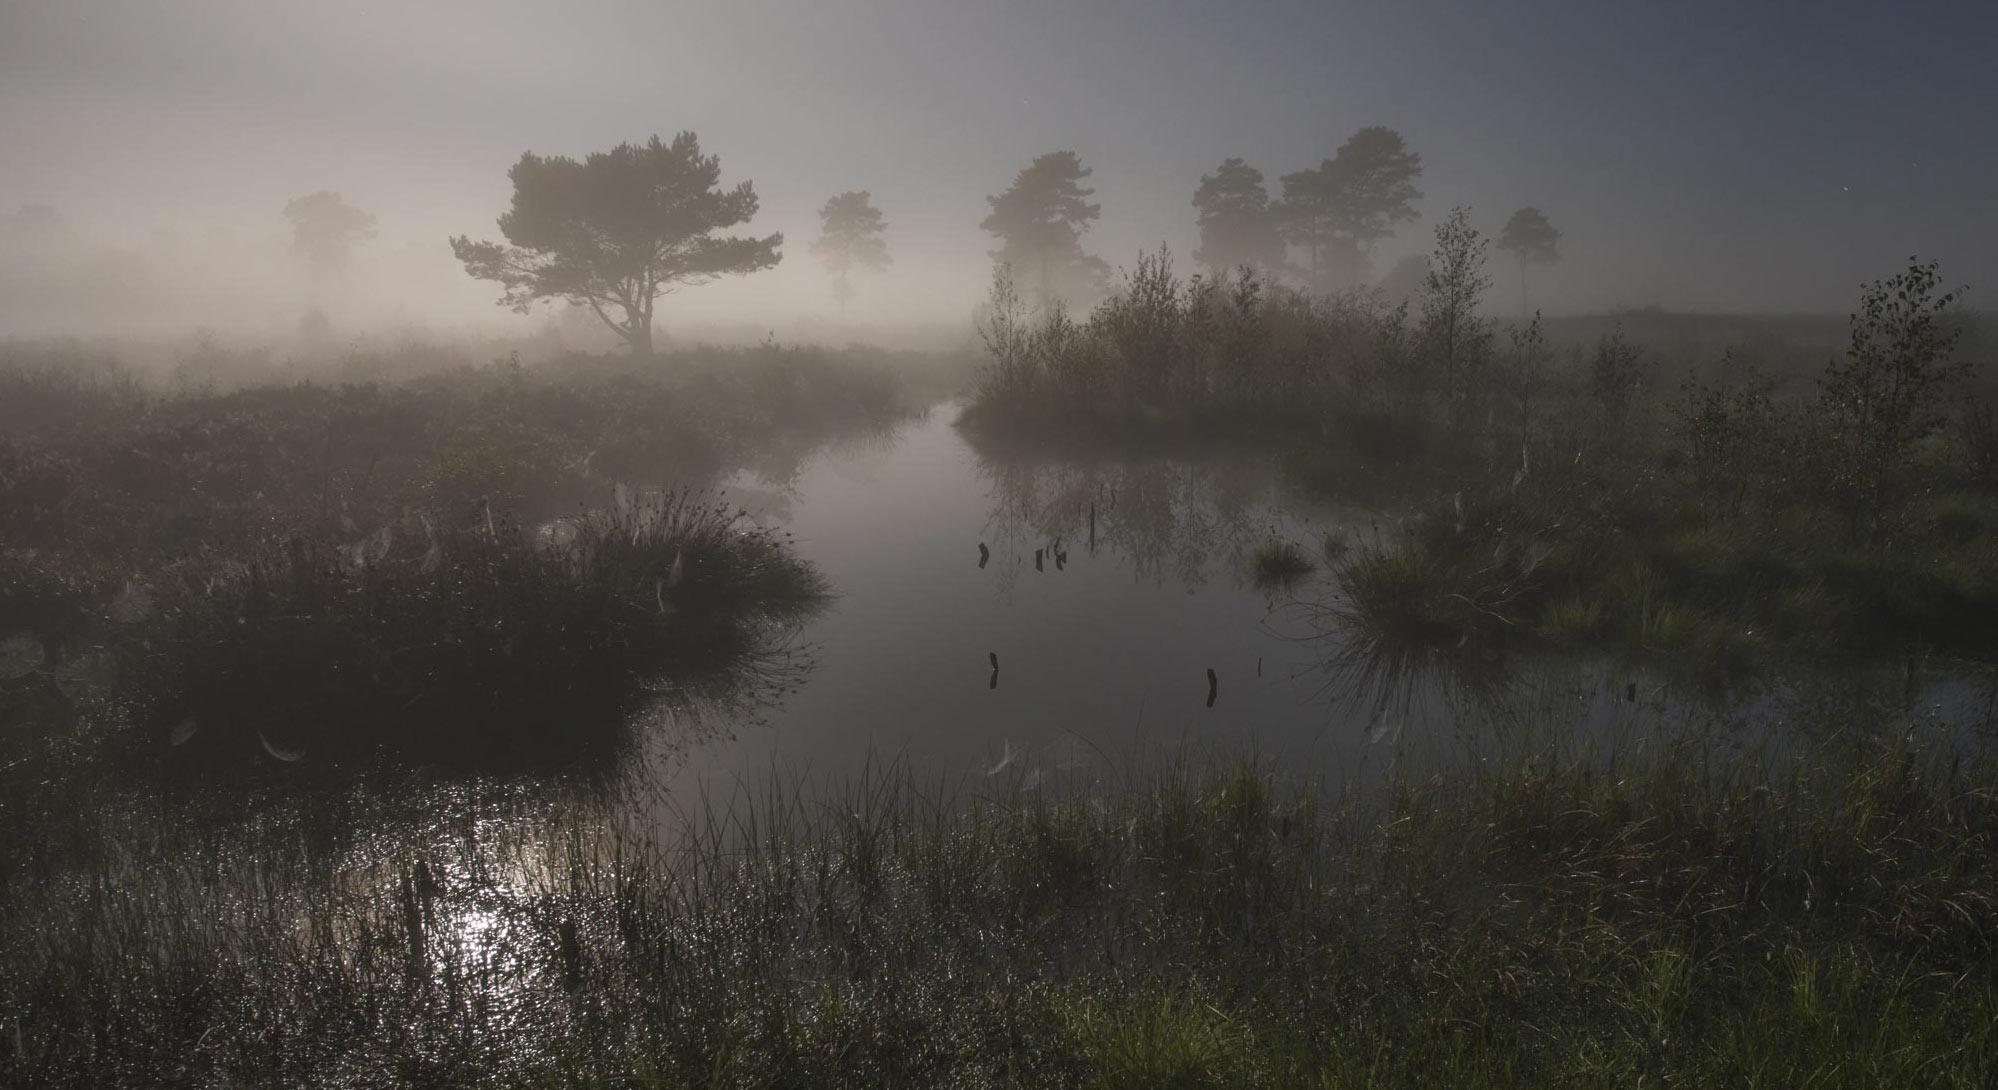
[[3, 24, 1994, 1077], [0, 339, 940, 791], [965, 229, 1998, 679], [7, 718, 1996, 1087], [6, 245, 1997, 1088], [6, 274, 1998, 1084]]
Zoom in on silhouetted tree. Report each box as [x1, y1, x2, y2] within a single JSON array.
[[450, 133, 781, 357], [1191, 158, 1281, 275], [1817, 259, 1968, 542], [1418, 207, 1493, 427], [283, 192, 376, 280], [1277, 127, 1424, 290], [980, 151, 1110, 307], [1277, 167, 1354, 288], [1497, 206, 1560, 315], [810, 190, 889, 318]]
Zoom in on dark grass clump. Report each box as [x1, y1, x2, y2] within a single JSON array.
[[103, 489, 828, 776], [1332, 543, 1468, 648], [3, 727, 1995, 1087], [1331, 467, 1998, 676], [1248, 536, 1317, 590]]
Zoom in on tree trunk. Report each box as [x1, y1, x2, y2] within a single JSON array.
[[627, 320, 654, 358], [631, 295, 659, 358]]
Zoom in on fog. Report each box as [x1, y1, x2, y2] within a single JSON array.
[[3, 0, 1995, 340], [16, 5, 1998, 1080]]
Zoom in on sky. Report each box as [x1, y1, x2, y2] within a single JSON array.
[[1, 0, 1994, 336]]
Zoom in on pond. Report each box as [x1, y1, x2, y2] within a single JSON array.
[[12, 390, 1993, 1088], [664, 402, 1688, 794]]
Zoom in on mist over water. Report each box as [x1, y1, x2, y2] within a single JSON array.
[[8, 4, 1998, 1085]]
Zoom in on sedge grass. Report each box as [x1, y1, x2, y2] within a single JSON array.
[[3, 722, 1994, 1087]]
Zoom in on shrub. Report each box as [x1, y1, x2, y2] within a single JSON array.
[[1418, 207, 1496, 429], [1815, 259, 1970, 543], [1589, 325, 1651, 431]]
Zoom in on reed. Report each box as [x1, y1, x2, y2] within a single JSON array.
[[4, 723, 1993, 1087]]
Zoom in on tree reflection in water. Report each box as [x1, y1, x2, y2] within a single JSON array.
[[972, 446, 1326, 596]]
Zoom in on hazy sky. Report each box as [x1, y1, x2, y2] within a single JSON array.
[[2, 0, 1994, 330]]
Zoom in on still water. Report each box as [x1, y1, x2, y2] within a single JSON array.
[[668, 403, 1656, 792]]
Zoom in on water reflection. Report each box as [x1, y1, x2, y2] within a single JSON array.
[[665, 407, 1393, 793], [0, 592, 824, 1075], [1287, 582, 1998, 765], [972, 443, 1336, 597], [659, 406, 1998, 809]]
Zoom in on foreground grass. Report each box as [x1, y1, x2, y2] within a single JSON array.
[[4, 725, 1994, 1087]]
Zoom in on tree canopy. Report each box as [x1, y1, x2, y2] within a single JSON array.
[[810, 190, 890, 318], [283, 192, 376, 280], [1498, 207, 1560, 265], [1497, 206, 1561, 314], [980, 150, 1110, 307], [450, 132, 781, 356], [1191, 158, 1281, 275], [1277, 127, 1424, 290]]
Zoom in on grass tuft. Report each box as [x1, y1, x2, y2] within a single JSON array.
[[1249, 536, 1317, 588], [102, 489, 829, 775]]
